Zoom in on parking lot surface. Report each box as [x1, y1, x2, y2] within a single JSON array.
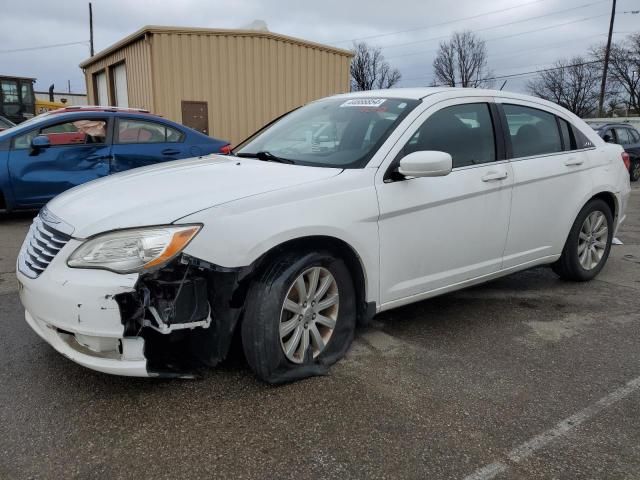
[[1, 185, 639, 479]]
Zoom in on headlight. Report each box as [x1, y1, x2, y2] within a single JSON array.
[[67, 225, 201, 273]]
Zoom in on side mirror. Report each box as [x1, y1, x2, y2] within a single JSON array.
[[398, 150, 452, 178], [31, 135, 51, 149]]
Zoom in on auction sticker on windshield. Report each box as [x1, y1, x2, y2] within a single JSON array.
[[340, 98, 387, 108]]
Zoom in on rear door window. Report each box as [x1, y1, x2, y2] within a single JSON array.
[[558, 118, 574, 151], [116, 119, 184, 144], [629, 129, 640, 144], [503, 104, 562, 157]]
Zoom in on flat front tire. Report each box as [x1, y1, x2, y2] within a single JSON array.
[[242, 251, 356, 384], [552, 199, 613, 281]]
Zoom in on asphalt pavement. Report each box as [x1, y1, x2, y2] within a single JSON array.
[[1, 185, 639, 479]]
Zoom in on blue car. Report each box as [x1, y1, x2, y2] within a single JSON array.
[[0, 106, 230, 212]]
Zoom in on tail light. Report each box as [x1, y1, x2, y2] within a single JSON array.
[[219, 144, 232, 155], [622, 152, 631, 171]]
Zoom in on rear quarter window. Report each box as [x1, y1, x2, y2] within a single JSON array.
[[572, 126, 595, 149]]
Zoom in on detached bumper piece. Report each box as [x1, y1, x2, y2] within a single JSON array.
[[115, 256, 246, 377], [24, 310, 148, 377]]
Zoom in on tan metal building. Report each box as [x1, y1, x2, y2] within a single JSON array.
[[80, 26, 353, 145]]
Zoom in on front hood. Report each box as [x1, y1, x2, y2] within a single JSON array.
[[47, 155, 341, 237]]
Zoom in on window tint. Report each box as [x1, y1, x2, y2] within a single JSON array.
[[13, 130, 38, 149], [41, 119, 106, 146], [573, 127, 594, 149], [629, 129, 640, 143], [20, 82, 34, 105], [402, 103, 496, 168], [602, 129, 615, 143], [558, 118, 574, 151], [614, 128, 631, 146], [117, 119, 184, 144], [1, 80, 18, 103], [166, 126, 183, 142], [503, 104, 562, 157], [13, 119, 107, 149]]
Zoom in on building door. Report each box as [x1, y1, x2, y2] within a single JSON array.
[[112, 63, 128, 107], [181, 101, 209, 135], [94, 71, 108, 106]]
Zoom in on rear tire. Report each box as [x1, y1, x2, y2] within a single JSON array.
[[552, 199, 613, 281], [242, 251, 356, 384], [630, 159, 640, 182]]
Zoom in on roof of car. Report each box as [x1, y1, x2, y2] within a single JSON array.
[[588, 121, 637, 129], [47, 106, 153, 115], [327, 87, 574, 108]]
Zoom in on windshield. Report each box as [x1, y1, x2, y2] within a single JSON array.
[[0, 117, 15, 129], [235, 97, 420, 168], [0, 111, 52, 139]]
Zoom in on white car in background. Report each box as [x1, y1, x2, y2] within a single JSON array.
[[17, 88, 630, 383]]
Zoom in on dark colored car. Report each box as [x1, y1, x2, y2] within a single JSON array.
[[589, 122, 640, 181], [0, 115, 15, 131], [0, 106, 230, 212]]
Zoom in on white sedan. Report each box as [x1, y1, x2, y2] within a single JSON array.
[[17, 88, 630, 383]]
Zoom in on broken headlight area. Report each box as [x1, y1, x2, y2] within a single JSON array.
[[115, 255, 247, 377]]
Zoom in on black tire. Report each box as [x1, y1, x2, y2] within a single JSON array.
[[630, 159, 640, 182], [552, 199, 613, 281], [241, 251, 356, 384]]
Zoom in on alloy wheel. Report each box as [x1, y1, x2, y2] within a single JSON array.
[[279, 267, 339, 364], [577, 210, 608, 270]]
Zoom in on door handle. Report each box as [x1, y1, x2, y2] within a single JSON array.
[[564, 157, 584, 166], [482, 171, 508, 182], [162, 148, 181, 156]]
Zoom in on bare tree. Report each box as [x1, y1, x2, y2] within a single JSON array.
[[593, 35, 640, 114], [527, 57, 601, 117], [350, 42, 402, 91], [433, 31, 492, 87]]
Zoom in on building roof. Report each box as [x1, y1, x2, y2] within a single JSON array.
[[80, 25, 353, 68]]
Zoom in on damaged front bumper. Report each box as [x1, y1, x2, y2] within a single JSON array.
[[17, 237, 244, 377]]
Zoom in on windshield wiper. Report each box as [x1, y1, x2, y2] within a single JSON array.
[[236, 151, 295, 164]]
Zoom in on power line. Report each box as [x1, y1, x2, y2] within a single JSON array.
[[404, 59, 604, 85], [385, 14, 609, 60], [0, 41, 89, 54], [465, 59, 603, 83], [380, 2, 609, 51], [331, 0, 548, 44], [399, 32, 609, 80]]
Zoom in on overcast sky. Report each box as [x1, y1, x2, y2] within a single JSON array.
[[1, 0, 638, 96]]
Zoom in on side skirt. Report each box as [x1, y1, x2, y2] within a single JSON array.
[[378, 254, 561, 313]]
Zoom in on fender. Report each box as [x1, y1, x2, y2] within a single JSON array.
[[558, 186, 622, 252], [179, 169, 381, 305], [0, 147, 15, 211]]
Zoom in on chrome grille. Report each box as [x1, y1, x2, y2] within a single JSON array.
[[18, 215, 71, 279]]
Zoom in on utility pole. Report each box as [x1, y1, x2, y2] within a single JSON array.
[[598, 0, 616, 116], [89, 2, 94, 57]]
